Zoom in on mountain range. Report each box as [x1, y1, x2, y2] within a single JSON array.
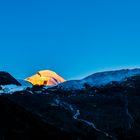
[[0, 68, 140, 140]]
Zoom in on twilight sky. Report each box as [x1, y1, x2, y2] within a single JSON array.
[[0, 0, 140, 80]]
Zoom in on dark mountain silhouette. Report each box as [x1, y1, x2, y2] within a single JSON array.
[[0, 69, 140, 139], [0, 72, 21, 86], [0, 96, 71, 140]]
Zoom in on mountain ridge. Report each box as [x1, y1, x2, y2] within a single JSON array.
[[0, 68, 140, 139], [54, 68, 140, 91]]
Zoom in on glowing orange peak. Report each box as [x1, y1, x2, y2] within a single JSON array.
[[25, 70, 65, 86]]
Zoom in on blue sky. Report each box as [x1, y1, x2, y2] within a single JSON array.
[[0, 0, 140, 80]]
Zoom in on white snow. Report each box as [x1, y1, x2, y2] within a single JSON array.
[[0, 84, 28, 94], [82, 69, 140, 87], [73, 110, 80, 119], [57, 69, 140, 90], [0, 79, 33, 95]]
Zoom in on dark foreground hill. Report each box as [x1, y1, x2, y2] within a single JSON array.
[[0, 69, 140, 140], [0, 72, 21, 86], [0, 96, 73, 140]]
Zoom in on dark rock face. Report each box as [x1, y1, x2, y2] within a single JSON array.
[[0, 72, 21, 86], [0, 96, 72, 140], [1, 76, 140, 140]]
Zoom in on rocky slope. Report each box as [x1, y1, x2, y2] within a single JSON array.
[[0, 69, 140, 140]]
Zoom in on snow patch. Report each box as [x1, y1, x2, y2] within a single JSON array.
[[0, 84, 27, 94]]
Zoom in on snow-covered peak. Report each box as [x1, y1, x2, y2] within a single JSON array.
[[56, 69, 140, 90], [25, 70, 65, 86], [81, 68, 140, 86]]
